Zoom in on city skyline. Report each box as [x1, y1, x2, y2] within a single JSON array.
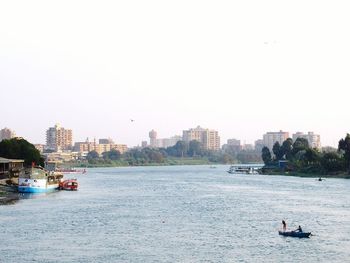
[[0, 124, 329, 150], [1, 1, 349, 148]]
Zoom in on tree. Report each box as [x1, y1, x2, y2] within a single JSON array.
[[304, 148, 320, 165], [320, 152, 344, 173], [188, 140, 202, 157], [261, 146, 272, 165], [174, 141, 188, 158], [87, 151, 99, 161], [292, 138, 309, 156], [272, 142, 284, 160], [103, 149, 121, 160], [338, 134, 350, 173], [281, 138, 293, 160], [0, 138, 44, 166]]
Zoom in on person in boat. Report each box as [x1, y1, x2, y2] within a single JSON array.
[[294, 225, 303, 232], [282, 220, 287, 232]]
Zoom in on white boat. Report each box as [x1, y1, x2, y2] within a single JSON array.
[[18, 167, 63, 193]]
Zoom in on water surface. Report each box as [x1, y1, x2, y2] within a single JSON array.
[[1, 165, 349, 262]]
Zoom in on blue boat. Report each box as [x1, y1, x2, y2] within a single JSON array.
[[18, 167, 63, 193], [278, 231, 311, 238]]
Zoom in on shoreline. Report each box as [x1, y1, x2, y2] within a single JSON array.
[[0, 184, 19, 205]]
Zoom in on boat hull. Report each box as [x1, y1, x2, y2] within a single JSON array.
[[278, 231, 311, 238], [18, 178, 59, 193], [59, 179, 78, 191]]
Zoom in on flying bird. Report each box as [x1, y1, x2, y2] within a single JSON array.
[[130, 119, 135, 122]]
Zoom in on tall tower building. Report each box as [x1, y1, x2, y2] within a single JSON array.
[[0, 128, 16, 141], [46, 123, 73, 151], [182, 126, 220, 151], [149, 130, 157, 147]]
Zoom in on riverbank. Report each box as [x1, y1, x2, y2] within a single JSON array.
[[74, 157, 219, 168], [262, 170, 350, 179], [0, 182, 19, 205]]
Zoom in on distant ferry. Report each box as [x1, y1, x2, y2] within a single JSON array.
[[18, 167, 63, 193], [55, 168, 86, 175], [227, 164, 263, 175]]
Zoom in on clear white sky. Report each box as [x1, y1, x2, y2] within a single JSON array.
[[1, 0, 349, 147]]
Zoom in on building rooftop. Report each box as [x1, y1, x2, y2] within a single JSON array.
[[0, 157, 25, 164]]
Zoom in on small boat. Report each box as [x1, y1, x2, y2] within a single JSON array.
[[278, 231, 311, 238], [59, 179, 78, 191]]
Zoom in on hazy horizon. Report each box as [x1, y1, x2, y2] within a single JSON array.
[[1, 1, 349, 147]]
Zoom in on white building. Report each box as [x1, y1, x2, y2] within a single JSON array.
[[292, 132, 321, 149], [262, 130, 290, 150]]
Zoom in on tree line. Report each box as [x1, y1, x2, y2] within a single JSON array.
[[261, 134, 350, 175], [87, 140, 262, 165]]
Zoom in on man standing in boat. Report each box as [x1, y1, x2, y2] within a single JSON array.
[[282, 220, 287, 232]]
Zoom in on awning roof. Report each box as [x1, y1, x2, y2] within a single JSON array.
[[0, 157, 25, 163]]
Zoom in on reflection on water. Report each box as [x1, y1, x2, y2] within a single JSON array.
[[1, 165, 350, 263]]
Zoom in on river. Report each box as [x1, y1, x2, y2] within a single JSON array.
[[1, 165, 349, 262]]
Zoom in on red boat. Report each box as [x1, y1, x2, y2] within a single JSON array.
[[59, 179, 78, 191]]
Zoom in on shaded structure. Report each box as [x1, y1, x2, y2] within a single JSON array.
[[0, 157, 24, 179]]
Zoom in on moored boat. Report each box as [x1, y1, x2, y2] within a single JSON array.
[[55, 168, 86, 174], [59, 179, 78, 191], [18, 167, 63, 193], [278, 231, 311, 238], [227, 164, 263, 174]]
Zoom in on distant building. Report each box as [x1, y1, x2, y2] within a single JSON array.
[[148, 130, 181, 148], [34, 144, 45, 153], [222, 138, 241, 152], [227, 139, 241, 146], [73, 141, 95, 152], [156, 135, 182, 148], [141, 141, 148, 148], [149, 130, 157, 147], [0, 128, 16, 141], [111, 144, 128, 154], [242, 144, 254, 151], [183, 126, 220, 151], [73, 138, 128, 156], [262, 130, 289, 150], [46, 124, 73, 151], [292, 132, 321, 149], [99, 138, 114, 144], [254, 139, 264, 152]]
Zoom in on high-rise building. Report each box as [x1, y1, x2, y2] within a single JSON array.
[[46, 124, 73, 151], [0, 128, 16, 141], [183, 126, 220, 151], [292, 132, 321, 149], [149, 130, 157, 147], [262, 130, 289, 150]]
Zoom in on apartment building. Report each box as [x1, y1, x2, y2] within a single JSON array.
[[46, 124, 73, 151], [262, 130, 290, 150], [292, 132, 321, 149], [183, 126, 220, 151]]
